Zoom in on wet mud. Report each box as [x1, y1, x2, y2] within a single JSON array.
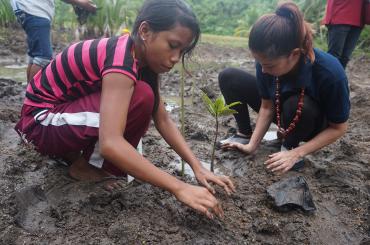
[[0, 29, 369, 244]]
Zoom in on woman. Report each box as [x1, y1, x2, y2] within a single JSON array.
[[15, 0, 235, 219], [220, 2, 350, 174]]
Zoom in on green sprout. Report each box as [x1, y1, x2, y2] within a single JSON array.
[[201, 91, 241, 172]]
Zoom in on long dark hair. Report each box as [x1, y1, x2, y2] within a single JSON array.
[[248, 1, 315, 62], [131, 0, 200, 113]]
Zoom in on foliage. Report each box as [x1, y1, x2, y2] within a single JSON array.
[[0, 0, 16, 27], [201, 92, 241, 172], [0, 0, 369, 54]]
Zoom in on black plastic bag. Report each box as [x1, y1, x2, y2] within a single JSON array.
[[267, 176, 316, 213]]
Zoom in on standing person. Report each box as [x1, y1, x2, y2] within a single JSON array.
[[10, 0, 97, 82], [220, 2, 350, 174], [14, 0, 235, 219], [322, 0, 364, 69]]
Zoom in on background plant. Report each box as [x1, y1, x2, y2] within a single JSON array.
[[201, 92, 241, 172], [1, 0, 368, 55], [0, 0, 15, 27]]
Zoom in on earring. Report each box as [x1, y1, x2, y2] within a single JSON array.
[[141, 36, 146, 41]]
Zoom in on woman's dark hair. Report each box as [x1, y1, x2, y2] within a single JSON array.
[[131, 0, 200, 113], [248, 1, 315, 62]]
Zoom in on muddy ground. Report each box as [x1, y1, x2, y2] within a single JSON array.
[[0, 28, 370, 244]]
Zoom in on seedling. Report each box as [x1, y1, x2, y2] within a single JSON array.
[[201, 91, 241, 172], [180, 66, 185, 176]]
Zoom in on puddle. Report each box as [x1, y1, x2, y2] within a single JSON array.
[[163, 96, 193, 112], [169, 156, 225, 178], [0, 64, 27, 84]]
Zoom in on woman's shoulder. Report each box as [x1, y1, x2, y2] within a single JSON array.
[[312, 48, 347, 81]]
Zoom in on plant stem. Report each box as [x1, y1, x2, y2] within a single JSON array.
[[180, 66, 185, 176], [210, 116, 218, 172]]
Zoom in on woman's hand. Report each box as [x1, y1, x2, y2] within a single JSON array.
[[173, 183, 224, 219], [265, 149, 301, 174], [221, 142, 256, 154], [194, 167, 236, 195]]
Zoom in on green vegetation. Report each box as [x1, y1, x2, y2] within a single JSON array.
[[201, 92, 241, 172], [0, 0, 15, 27], [0, 0, 369, 53]]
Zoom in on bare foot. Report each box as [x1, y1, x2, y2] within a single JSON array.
[[68, 155, 110, 181], [67, 155, 126, 191]]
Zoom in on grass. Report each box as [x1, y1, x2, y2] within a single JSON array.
[[200, 33, 248, 48]]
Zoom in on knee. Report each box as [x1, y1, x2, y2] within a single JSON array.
[[282, 95, 318, 120], [218, 67, 238, 91], [132, 81, 155, 116]]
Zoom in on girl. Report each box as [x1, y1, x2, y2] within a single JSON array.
[[15, 0, 235, 219], [220, 2, 350, 174]]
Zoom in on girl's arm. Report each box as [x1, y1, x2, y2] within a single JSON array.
[[222, 99, 274, 154], [153, 97, 235, 195], [99, 73, 222, 218], [266, 121, 348, 173]]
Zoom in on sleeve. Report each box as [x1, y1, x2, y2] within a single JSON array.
[[256, 62, 272, 100], [101, 37, 137, 83], [320, 75, 350, 124]]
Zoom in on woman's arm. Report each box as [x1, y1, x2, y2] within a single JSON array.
[[153, 97, 235, 195], [266, 121, 348, 173], [62, 0, 96, 12], [222, 99, 274, 154], [99, 73, 222, 218]]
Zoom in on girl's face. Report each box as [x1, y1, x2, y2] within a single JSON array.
[[252, 49, 301, 77], [139, 23, 194, 74]]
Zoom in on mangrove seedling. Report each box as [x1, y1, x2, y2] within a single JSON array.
[[180, 65, 185, 176], [201, 91, 241, 172]]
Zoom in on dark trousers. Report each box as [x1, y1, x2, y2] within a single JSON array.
[[327, 24, 362, 69], [218, 68, 326, 148]]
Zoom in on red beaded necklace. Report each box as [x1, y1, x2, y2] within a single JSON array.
[[275, 77, 305, 138]]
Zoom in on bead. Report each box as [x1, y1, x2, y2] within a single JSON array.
[[274, 77, 305, 138]]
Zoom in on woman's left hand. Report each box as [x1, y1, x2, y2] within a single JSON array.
[[194, 167, 236, 195], [265, 149, 300, 174]]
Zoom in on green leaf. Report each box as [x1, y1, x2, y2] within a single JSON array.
[[201, 91, 216, 117], [219, 108, 238, 116], [213, 95, 225, 116], [224, 101, 242, 110]]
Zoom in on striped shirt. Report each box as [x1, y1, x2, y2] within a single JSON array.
[[25, 34, 139, 108]]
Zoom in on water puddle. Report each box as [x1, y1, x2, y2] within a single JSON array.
[[0, 64, 27, 84], [169, 155, 225, 178], [163, 96, 193, 112]]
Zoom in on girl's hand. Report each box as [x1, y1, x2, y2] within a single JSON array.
[[173, 183, 224, 219], [194, 167, 236, 195], [264, 149, 300, 174], [221, 142, 255, 154]]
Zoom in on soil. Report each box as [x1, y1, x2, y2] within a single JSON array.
[[1, 28, 369, 244]]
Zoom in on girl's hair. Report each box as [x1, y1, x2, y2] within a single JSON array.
[[248, 1, 315, 62], [131, 0, 200, 113]]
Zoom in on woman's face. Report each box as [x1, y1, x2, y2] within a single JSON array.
[[139, 23, 194, 74], [252, 49, 301, 77]]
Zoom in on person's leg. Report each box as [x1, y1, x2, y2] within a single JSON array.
[[16, 81, 154, 180], [22, 13, 52, 81], [218, 68, 261, 136], [278, 94, 325, 170], [281, 94, 325, 149], [327, 24, 351, 68], [341, 26, 363, 68]]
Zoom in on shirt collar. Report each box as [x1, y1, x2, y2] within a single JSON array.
[[289, 54, 313, 88]]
